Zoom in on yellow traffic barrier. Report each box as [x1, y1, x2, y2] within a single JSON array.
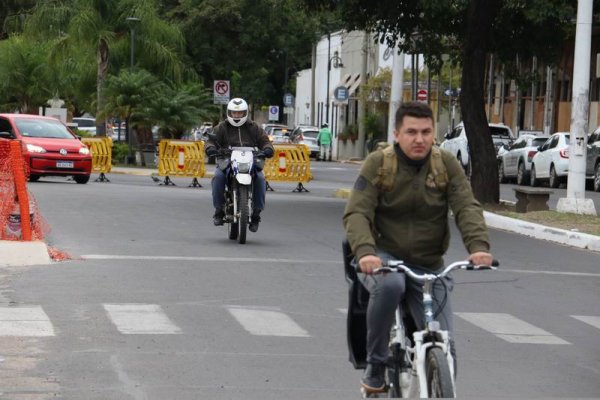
[[157, 140, 205, 187], [81, 137, 112, 182], [263, 144, 312, 192]]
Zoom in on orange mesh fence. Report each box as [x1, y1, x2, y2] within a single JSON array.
[[0, 139, 49, 241]]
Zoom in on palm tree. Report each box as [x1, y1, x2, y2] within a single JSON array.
[[0, 35, 52, 113], [24, 0, 185, 135]]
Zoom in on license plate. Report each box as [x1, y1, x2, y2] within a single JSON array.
[[56, 161, 74, 168]]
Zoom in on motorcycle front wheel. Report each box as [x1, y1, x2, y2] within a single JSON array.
[[237, 185, 249, 244]]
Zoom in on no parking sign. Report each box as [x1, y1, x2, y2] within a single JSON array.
[[268, 105, 279, 121]]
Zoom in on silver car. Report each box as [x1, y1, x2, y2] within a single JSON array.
[[499, 134, 549, 185], [289, 126, 320, 159]]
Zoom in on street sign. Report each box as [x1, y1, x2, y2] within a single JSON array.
[[268, 105, 279, 121], [213, 80, 230, 105], [283, 93, 294, 107], [417, 89, 428, 102], [334, 86, 349, 101], [283, 107, 294, 115]]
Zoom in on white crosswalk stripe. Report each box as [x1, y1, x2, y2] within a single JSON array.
[[0, 306, 55, 336], [226, 305, 310, 337], [103, 304, 181, 334], [571, 315, 600, 330], [455, 312, 570, 344]]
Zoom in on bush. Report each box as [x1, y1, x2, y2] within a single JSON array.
[[112, 143, 129, 164], [339, 124, 358, 141]]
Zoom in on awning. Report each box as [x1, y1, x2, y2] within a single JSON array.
[[331, 73, 361, 101], [330, 73, 352, 97], [347, 74, 362, 97]]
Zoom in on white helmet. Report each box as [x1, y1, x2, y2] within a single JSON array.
[[227, 98, 249, 127]]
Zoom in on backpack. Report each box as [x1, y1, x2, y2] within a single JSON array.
[[375, 144, 448, 192]]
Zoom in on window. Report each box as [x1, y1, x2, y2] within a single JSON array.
[[532, 137, 548, 148], [15, 119, 74, 139], [549, 136, 559, 149], [0, 118, 13, 136]]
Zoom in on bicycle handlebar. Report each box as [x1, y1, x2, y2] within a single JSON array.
[[355, 259, 499, 282]]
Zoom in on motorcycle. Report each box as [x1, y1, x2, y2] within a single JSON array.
[[217, 147, 265, 244]]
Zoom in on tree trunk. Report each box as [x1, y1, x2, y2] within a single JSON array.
[[96, 38, 109, 136], [459, 0, 502, 204]]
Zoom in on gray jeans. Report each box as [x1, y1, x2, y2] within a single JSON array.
[[357, 250, 455, 365]]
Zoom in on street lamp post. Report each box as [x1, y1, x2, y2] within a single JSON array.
[[325, 40, 343, 126], [126, 17, 140, 164]]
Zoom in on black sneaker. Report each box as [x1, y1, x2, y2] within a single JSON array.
[[249, 211, 261, 232], [361, 363, 386, 393], [213, 210, 225, 226]]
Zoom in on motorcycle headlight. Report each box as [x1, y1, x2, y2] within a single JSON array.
[[79, 147, 90, 155], [237, 162, 250, 173], [26, 144, 46, 153]]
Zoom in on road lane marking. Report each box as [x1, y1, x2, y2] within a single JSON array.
[[103, 304, 181, 334], [83, 255, 339, 264], [455, 312, 570, 344], [226, 306, 310, 337], [501, 269, 600, 278], [571, 315, 600, 330], [0, 306, 55, 336]]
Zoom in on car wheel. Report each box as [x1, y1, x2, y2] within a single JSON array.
[[28, 174, 40, 182], [517, 162, 528, 186], [594, 163, 600, 192], [498, 161, 507, 183], [530, 165, 539, 187], [74, 175, 90, 184], [549, 165, 560, 188]]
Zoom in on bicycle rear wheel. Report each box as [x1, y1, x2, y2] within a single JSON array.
[[426, 347, 454, 398]]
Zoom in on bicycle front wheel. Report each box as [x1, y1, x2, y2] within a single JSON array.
[[426, 347, 454, 398]]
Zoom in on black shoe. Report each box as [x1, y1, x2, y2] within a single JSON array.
[[361, 363, 386, 393], [213, 210, 225, 226], [249, 211, 261, 232]]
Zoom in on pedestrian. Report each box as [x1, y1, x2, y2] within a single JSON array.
[[343, 101, 493, 394], [316, 123, 332, 161]]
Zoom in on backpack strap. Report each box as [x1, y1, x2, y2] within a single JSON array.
[[376, 145, 397, 192], [428, 146, 449, 191]]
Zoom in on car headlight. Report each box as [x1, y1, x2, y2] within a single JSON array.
[[79, 147, 90, 155], [237, 162, 250, 173], [26, 144, 46, 153]]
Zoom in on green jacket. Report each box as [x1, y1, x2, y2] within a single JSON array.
[[343, 145, 490, 270], [316, 127, 332, 145]]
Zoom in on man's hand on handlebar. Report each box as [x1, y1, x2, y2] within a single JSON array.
[[358, 254, 382, 275], [468, 251, 493, 267]]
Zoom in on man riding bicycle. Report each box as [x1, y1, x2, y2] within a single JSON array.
[[343, 102, 493, 394]]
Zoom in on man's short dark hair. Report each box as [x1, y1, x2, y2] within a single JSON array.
[[395, 101, 434, 128]]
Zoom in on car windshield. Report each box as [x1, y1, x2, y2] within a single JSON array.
[[532, 138, 548, 147], [564, 135, 570, 145], [489, 127, 511, 137], [15, 119, 74, 139], [302, 130, 319, 139]]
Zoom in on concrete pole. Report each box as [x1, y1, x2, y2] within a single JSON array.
[[387, 46, 404, 143], [311, 41, 317, 125], [487, 54, 494, 122], [356, 31, 369, 158], [557, 0, 596, 215], [529, 56, 537, 130]]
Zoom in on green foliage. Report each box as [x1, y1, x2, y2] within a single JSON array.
[[339, 124, 358, 141], [111, 142, 130, 165], [363, 113, 384, 141]]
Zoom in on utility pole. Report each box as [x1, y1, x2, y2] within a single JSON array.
[[311, 41, 317, 125], [356, 31, 369, 158], [543, 66, 554, 135], [387, 46, 404, 143], [557, 0, 597, 215]]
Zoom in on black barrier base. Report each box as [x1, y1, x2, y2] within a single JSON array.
[[266, 181, 274, 191], [292, 182, 309, 193], [189, 178, 202, 188], [160, 176, 176, 186], [95, 173, 110, 183]]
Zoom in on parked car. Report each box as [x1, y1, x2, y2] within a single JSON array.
[[530, 132, 570, 188], [289, 125, 320, 159], [72, 117, 97, 136], [586, 127, 600, 191], [499, 134, 549, 185], [0, 114, 92, 184], [440, 122, 514, 175]]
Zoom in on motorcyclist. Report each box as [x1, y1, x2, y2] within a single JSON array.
[[205, 98, 274, 232]]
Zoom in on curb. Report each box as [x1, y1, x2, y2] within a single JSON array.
[[332, 188, 600, 253], [0, 240, 51, 267]]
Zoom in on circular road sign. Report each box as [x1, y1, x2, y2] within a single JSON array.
[[283, 93, 294, 107], [417, 89, 428, 102], [334, 86, 349, 101]]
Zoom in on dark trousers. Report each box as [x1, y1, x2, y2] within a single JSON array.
[[212, 167, 266, 211]]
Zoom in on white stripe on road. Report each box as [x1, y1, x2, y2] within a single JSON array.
[[455, 312, 570, 344], [226, 306, 310, 337], [571, 315, 600, 330], [0, 306, 55, 336], [103, 304, 181, 334], [501, 269, 600, 278], [83, 255, 338, 264]]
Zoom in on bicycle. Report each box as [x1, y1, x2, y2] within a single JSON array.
[[342, 242, 498, 398]]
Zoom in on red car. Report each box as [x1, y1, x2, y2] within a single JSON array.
[[0, 114, 92, 184]]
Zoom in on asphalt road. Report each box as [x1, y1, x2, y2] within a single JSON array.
[[0, 162, 598, 399]]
